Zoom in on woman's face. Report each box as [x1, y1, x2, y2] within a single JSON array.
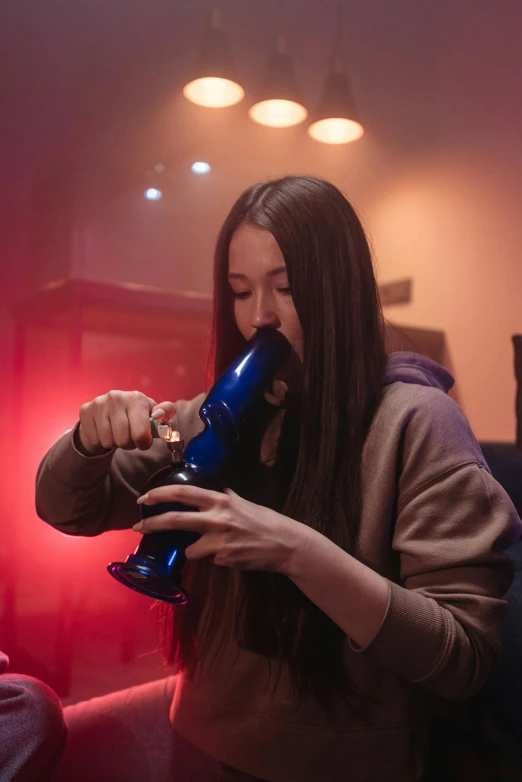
[[228, 225, 304, 377]]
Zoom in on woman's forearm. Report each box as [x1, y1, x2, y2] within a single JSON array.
[[281, 524, 390, 649]]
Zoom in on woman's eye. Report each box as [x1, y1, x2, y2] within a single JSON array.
[[232, 291, 251, 300], [277, 287, 292, 295]]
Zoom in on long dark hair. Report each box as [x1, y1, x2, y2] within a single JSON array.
[[165, 175, 386, 713]]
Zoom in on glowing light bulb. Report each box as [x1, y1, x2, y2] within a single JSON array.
[[308, 118, 364, 145], [248, 99, 307, 128], [191, 161, 211, 174], [183, 77, 244, 108], [145, 188, 162, 200]]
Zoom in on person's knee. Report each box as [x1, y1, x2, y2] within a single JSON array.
[[0, 673, 66, 781], [1, 673, 66, 749]]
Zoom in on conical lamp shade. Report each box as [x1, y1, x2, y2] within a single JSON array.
[[183, 10, 245, 108], [308, 62, 364, 144], [249, 38, 307, 128]]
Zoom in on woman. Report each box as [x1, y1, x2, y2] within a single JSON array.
[[36, 176, 521, 782]]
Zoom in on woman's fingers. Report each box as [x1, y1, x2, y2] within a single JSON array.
[[77, 404, 108, 454], [137, 484, 229, 512], [90, 397, 114, 450], [185, 535, 222, 562], [108, 406, 134, 450], [126, 392, 155, 450], [150, 401, 176, 422], [134, 512, 230, 565], [134, 510, 211, 533], [76, 391, 177, 455]]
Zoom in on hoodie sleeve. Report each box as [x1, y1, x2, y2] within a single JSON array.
[[352, 387, 522, 700], [35, 394, 205, 536]]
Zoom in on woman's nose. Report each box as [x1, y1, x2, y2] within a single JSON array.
[[252, 294, 280, 330]]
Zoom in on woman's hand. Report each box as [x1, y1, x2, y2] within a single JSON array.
[[78, 390, 176, 456], [133, 485, 389, 649], [133, 485, 310, 573]]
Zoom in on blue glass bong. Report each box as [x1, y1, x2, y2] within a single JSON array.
[[107, 328, 290, 604]]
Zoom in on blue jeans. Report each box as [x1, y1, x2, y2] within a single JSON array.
[[0, 651, 67, 781]]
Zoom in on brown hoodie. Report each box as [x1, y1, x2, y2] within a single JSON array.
[[35, 353, 522, 782]]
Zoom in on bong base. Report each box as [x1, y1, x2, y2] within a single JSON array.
[[107, 556, 188, 604]]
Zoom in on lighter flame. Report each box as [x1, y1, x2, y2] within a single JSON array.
[[167, 430, 181, 443]]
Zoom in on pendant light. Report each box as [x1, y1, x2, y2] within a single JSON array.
[[183, 9, 245, 109], [308, 7, 364, 144], [248, 35, 307, 128]]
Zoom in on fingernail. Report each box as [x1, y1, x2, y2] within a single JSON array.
[[136, 493, 149, 505], [132, 523, 143, 531], [151, 409, 165, 421]]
